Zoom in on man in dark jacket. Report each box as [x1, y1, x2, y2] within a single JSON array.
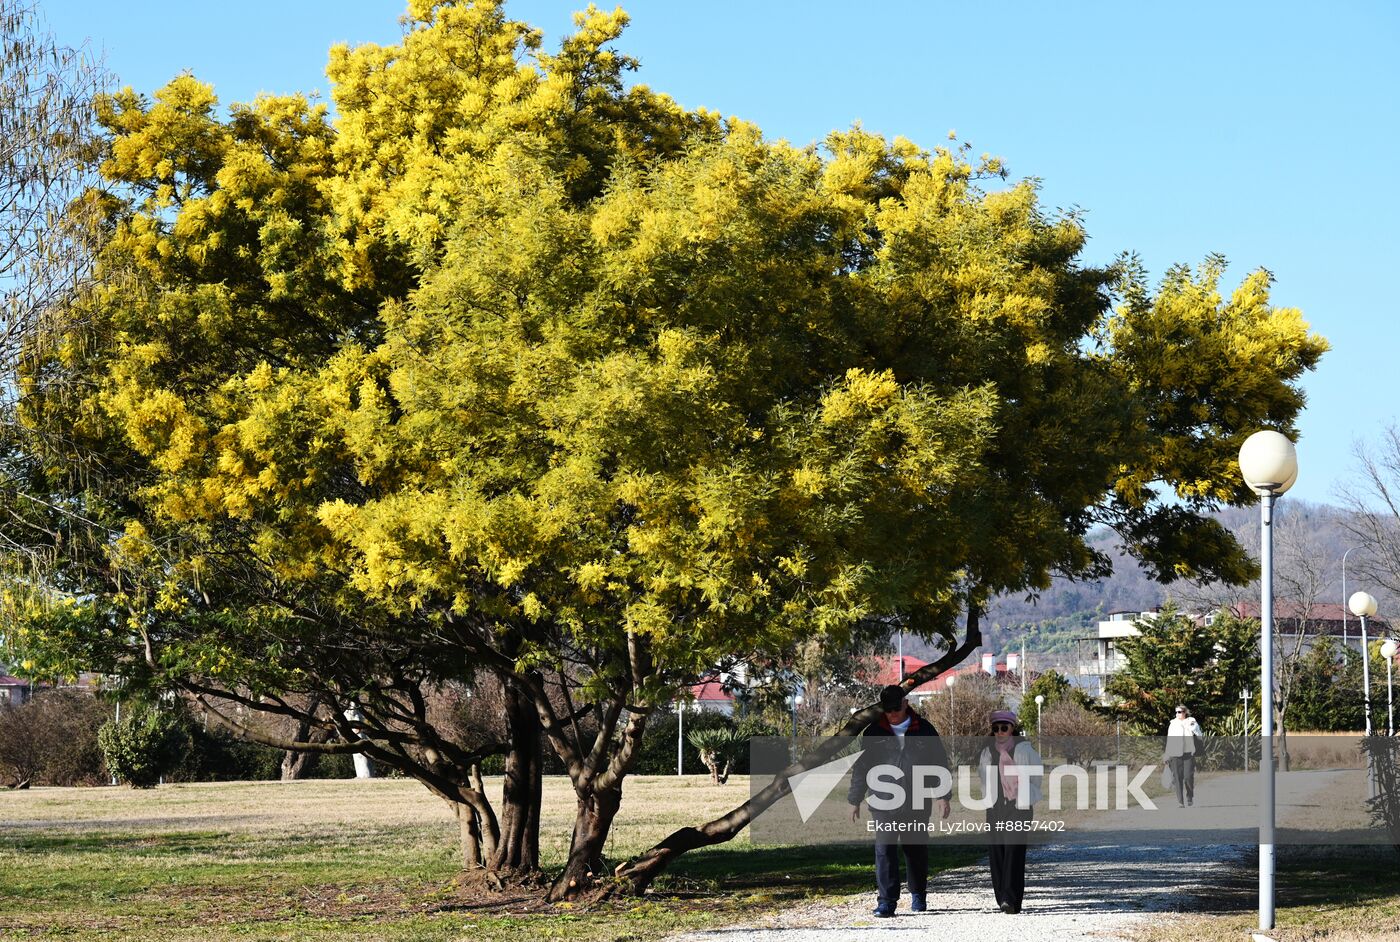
[[848, 684, 952, 917]]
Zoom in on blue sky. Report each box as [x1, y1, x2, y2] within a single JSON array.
[[40, 0, 1400, 508]]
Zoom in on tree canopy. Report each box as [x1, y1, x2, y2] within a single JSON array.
[[5, 0, 1325, 896]]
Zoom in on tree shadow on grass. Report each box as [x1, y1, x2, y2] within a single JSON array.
[[1276, 844, 1400, 909], [655, 844, 983, 899], [0, 829, 230, 855]]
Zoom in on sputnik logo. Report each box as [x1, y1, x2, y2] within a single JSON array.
[[788, 751, 864, 823]]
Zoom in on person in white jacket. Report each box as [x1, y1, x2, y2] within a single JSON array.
[[1163, 705, 1203, 807], [976, 710, 1043, 914]]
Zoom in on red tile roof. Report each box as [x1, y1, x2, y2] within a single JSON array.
[[868, 655, 930, 687], [865, 656, 1028, 693], [689, 679, 733, 701], [1227, 601, 1389, 629]]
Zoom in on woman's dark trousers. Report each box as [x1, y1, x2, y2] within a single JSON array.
[[987, 797, 1032, 910], [1170, 754, 1195, 804]]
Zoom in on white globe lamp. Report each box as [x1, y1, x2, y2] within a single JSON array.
[[1349, 591, 1378, 618], [1239, 431, 1298, 494]]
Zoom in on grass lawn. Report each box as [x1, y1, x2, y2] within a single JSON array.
[[0, 775, 978, 941], [1130, 844, 1400, 942]]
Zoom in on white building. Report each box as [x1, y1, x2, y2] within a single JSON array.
[[1076, 610, 1159, 702]]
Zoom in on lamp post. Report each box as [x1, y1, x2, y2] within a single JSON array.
[[1342, 547, 1360, 650], [1239, 429, 1298, 932], [945, 673, 958, 761], [1350, 591, 1379, 804], [1240, 688, 1252, 772], [1382, 639, 1398, 737], [791, 693, 804, 744], [676, 698, 685, 776], [1349, 591, 1378, 737], [1034, 694, 1045, 754]]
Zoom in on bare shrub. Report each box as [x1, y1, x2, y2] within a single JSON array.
[[0, 689, 109, 785], [1286, 735, 1363, 771], [1039, 700, 1115, 765], [920, 672, 1009, 765]]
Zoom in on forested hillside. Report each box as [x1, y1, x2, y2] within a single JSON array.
[[906, 500, 1392, 664]]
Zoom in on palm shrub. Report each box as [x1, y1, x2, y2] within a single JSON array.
[[688, 726, 743, 784], [1198, 702, 1261, 771]]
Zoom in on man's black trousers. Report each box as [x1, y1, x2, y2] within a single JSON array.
[[875, 837, 928, 905]]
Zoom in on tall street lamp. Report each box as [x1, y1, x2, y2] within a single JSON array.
[[1382, 639, 1398, 737], [677, 698, 686, 776], [1034, 693, 1045, 754], [945, 673, 958, 762], [1239, 688, 1252, 772], [1239, 429, 1297, 932], [1349, 591, 1378, 736], [1350, 590, 1379, 804], [1342, 547, 1361, 650]]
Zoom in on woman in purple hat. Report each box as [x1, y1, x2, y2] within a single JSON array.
[[976, 709, 1043, 914]]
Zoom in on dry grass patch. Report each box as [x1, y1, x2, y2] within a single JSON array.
[[1130, 845, 1400, 942], [0, 775, 972, 941]]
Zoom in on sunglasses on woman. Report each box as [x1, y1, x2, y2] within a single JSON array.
[[991, 722, 1014, 731]]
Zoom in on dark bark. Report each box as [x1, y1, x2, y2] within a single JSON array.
[[471, 629, 652, 899], [459, 784, 500, 865], [700, 752, 731, 785], [280, 749, 313, 780], [459, 801, 485, 869], [489, 678, 543, 876], [548, 786, 622, 902], [280, 693, 331, 780], [613, 603, 984, 894]]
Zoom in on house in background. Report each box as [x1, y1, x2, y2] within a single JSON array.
[[0, 669, 104, 707], [0, 674, 32, 706], [687, 678, 736, 716], [676, 647, 1055, 721], [1076, 610, 1156, 702], [864, 653, 1037, 712], [1225, 602, 1388, 652], [1076, 604, 1395, 704]]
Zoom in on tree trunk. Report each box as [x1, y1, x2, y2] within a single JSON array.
[[548, 786, 622, 902], [280, 749, 314, 780], [489, 679, 543, 877], [279, 694, 330, 781], [459, 802, 485, 869]]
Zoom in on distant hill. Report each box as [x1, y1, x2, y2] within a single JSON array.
[[902, 499, 1391, 666]]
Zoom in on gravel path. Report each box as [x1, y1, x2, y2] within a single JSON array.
[[664, 842, 1253, 942], [662, 766, 1354, 940], [660, 761, 1360, 940]]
